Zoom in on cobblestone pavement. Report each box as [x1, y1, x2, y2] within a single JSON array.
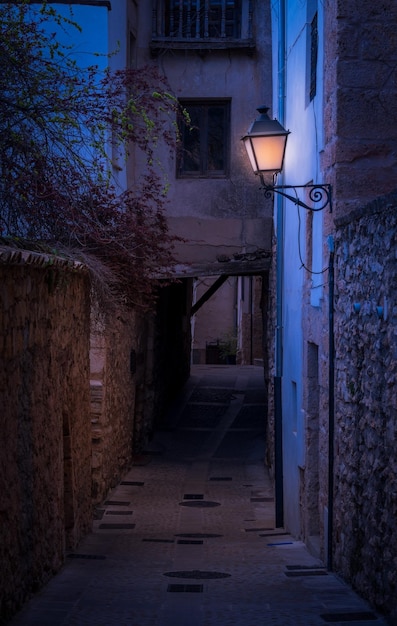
[[10, 366, 389, 626]]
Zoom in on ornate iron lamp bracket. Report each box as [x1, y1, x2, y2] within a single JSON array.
[[260, 175, 333, 213]]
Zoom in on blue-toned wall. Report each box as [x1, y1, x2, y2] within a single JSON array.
[[270, 0, 329, 547]]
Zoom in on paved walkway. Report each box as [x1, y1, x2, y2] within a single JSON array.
[[10, 366, 388, 626]]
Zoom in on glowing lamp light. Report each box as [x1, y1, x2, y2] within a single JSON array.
[[242, 105, 290, 175]]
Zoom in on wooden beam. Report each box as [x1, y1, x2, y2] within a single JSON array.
[[191, 274, 229, 316]]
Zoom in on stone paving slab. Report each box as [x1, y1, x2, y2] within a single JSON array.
[[9, 366, 389, 626]]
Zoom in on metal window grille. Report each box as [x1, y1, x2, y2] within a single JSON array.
[[163, 0, 241, 39]]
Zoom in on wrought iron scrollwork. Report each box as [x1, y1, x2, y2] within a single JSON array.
[[259, 176, 333, 213]]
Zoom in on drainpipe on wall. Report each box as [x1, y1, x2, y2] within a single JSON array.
[[274, 0, 286, 529], [250, 276, 254, 364], [327, 235, 335, 570]]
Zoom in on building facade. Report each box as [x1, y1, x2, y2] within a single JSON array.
[[134, 1, 274, 365], [269, 0, 329, 551], [270, 0, 397, 617]]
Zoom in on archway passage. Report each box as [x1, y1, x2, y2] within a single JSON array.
[[191, 273, 268, 368], [152, 264, 271, 434], [150, 216, 272, 421]]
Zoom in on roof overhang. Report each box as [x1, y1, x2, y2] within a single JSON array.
[[157, 216, 272, 279]]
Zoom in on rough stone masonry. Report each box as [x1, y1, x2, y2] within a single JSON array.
[[334, 192, 397, 619], [0, 253, 92, 623]]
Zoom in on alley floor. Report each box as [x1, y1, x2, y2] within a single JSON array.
[[9, 365, 389, 626]]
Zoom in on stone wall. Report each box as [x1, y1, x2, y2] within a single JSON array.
[[90, 308, 150, 503], [0, 252, 92, 624], [323, 0, 397, 218], [333, 192, 397, 619], [0, 250, 195, 624], [89, 281, 193, 505]]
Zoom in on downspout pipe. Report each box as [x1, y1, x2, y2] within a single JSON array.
[[274, 0, 286, 528], [327, 235, 335, 570]]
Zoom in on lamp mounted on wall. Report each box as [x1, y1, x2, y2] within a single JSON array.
[[242, 106, 333, 213]]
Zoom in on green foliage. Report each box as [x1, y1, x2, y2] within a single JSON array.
[[218, 330, 238, 358]]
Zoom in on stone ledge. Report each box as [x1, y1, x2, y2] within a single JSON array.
[[0, 245, 87, 272], [334, 189, 397, 228]]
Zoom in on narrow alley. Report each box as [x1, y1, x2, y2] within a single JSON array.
[[9, 366, 388, 626]]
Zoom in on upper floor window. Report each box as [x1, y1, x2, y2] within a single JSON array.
[[151, 0, 254, 54], [177, 100, 230, 178], [306, 0, 318, 104], [309, 12, 318, 101], [165, 0, 241, 38]]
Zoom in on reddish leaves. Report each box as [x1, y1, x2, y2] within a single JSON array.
[[0, 3, 181, 308]]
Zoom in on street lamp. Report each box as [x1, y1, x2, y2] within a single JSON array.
[[242, 106, 332, 213]]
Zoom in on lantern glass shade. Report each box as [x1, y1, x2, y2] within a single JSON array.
[[242, 106, 289, 175]]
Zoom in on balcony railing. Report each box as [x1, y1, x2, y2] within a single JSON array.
[[151, 0, 254, 54]]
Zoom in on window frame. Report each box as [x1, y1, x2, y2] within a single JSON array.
[[150, 0, 255, 54], [177, 99, 231, 179], [164, 0, 242, 40], [309, 11, 318, 101]]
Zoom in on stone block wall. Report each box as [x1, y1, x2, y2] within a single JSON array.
[[333, 192, 397, 619], [0, 253, 91, 624], [90, 308, 150, 504], [323, 0, 397, 218]]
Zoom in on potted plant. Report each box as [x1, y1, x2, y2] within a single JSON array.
[[218, 330, 238, 365]]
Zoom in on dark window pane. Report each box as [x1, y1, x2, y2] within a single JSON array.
[[178, 101, 229, 177], [165, 0, 241, 39], [207, 106, 225, 171], [310, 12, 318, 101], [182, 107, 201, 171]]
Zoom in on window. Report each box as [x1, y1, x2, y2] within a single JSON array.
[[165, 0, 241, 39], [178, 100, 230, 178], [309, 12, 318, 101], [150, 0, 254, 53], [305, 0, 318, 105]]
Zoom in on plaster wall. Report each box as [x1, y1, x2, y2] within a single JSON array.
[[131, 1, 273, 379], [107, 0, 139, 190], [192, 276, 237, 364], [134, 1, 274, 266], [238, 275, 265, 365], [271, 0, 327, 541]]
